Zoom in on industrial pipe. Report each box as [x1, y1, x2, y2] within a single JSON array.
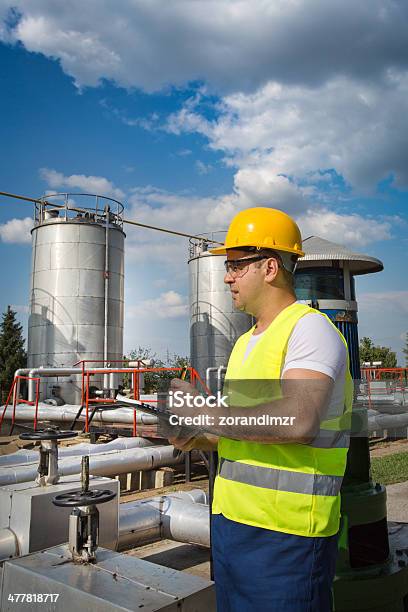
[[119, 490, 209, 549], [0, 445, 198, 487], [13, 369, 30, 405], [0, 402, 157, 426], [26, 367, 160, 402], [0, 528, 19, 561], [28, 368, 83, 401], [0, 436, 156, 468], [367, 410, 408, 433]]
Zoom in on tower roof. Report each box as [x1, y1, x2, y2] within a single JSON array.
[[299, 236, 383, 275]]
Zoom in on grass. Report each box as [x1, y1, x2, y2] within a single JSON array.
[[371, 452, 408, 485]]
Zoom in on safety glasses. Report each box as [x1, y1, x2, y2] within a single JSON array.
[[224, 255, 270, 278]]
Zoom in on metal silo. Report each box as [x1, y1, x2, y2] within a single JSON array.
[[27, 194, 125, 404], [188, 235, 253, 383]]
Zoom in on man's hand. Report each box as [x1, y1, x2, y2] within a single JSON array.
[[167, 379, 218, 450], [168, 430, 219, 451], [170, 379, 198, 394], [168, 429, 198, 451], [167, 378, 201, 450], [169, 378, 201, 410]]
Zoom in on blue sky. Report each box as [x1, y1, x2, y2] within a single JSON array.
[[0, 1, 407, 363]]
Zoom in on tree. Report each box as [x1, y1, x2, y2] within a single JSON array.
[[125, 347, 189, 393], [0, 306, 27, 402], [125, 346, 164, 393], [359, 336, 397, 368]]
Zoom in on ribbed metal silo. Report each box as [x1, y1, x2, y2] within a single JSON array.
[[27, 194, 125, 403], [188, 235, 253, 384]]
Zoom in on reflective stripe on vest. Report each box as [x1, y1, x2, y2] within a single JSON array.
[[219, 458, 343, 496], [309, 429, 350, 449], [212, 302, 353, 537]]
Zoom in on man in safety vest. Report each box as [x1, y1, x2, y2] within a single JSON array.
[[169, 207, 352, 611]]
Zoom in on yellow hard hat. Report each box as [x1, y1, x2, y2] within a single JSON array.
[[209, 207, 305, 257]]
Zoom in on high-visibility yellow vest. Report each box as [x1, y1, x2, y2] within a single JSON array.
[[212, 302, 353, 537]]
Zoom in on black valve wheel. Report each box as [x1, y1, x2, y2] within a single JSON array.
[[52, 489, 116, 507], [20, 428, 78, 441]]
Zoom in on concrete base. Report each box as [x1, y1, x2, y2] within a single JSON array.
[[115, 466, 176, 492]]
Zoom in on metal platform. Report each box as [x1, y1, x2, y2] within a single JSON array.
[[0, 545, 215, 611]]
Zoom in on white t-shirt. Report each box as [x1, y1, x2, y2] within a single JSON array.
[[241, 309, 348, 436], [243, 312, 346, 383]]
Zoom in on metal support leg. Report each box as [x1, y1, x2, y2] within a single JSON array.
[[185, 450, 191, 483], [70, 405, 84, 430]]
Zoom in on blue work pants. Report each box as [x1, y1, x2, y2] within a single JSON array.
[[211, 513, 338, 612]]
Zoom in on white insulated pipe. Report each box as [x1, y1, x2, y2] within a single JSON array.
[[0, 445, 196, 487], [28, 368, 83, 401], [26, 367, 158, 402], [12, 369, 30, 405], [0, 437, 155, 468], [119, 490, 210, 549], [0, 528, 19, 560], [0, 402, 157, 425], [368, 411, 408, 433]]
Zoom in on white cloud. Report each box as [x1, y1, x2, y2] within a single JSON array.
[[10, 304, 29, 314], [40, 168, 125, 200], [1, 0, 406, 364], [2, 1, 407, 93], [155, 72, 407, 252], [121, 113, 160, 130], [2, 2, 408, 195], [195, 160, 212, 175], [167, 74, 408, 191], [306, 171, 334, 184], [167, 103, 212, 137], [123, 182, 394, 270], [298, 209, 394, 247], [177, 149, 193, 157], [124, 189, 221, 267], [9, 11, 121, 89], [231, 168, 308, 215], [127, 291, 188, 319], [0, 217, 32, 244]]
